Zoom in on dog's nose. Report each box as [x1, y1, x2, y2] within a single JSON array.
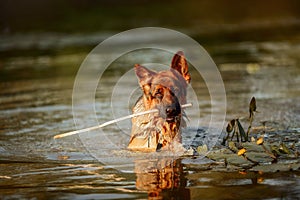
[[165, 103, 181, 116], [165, 104, 181, 122], [166, 107, 175, 115]]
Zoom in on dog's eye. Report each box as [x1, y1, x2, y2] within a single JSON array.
[[154, 88, 163, 99]]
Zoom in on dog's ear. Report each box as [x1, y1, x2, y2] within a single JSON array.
[[135, 64, 156, 85], [135, 64, 156, 95], [171, 51, 191, 83]]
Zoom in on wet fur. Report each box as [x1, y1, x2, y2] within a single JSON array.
[[128, 51, 191, 152]]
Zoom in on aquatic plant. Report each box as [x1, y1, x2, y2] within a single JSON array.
[[223, 97, 257, 144]]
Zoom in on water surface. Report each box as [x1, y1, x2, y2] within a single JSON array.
[[0, 31, 299, 199]]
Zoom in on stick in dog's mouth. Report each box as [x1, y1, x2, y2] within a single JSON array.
[[53, 103, 192, 139]]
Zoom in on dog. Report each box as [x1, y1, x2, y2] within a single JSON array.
[[128, 51, 191, 152]]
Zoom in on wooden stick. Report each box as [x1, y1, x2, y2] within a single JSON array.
[[53, 103, 192, 139]]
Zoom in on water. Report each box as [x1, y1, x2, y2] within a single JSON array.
[[0, 31, 300, 199]]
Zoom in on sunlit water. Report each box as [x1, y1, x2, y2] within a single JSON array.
[[0, 32, 299, 199]]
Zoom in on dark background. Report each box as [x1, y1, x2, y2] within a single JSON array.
[[1, 0, 300, 40]]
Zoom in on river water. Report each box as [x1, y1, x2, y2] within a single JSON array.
[[0, 30, 299, 199]]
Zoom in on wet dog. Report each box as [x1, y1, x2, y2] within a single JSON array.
[[128, 51, 191, 152]]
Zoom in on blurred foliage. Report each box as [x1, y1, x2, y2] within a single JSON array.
[[1, 0, 300, 33]]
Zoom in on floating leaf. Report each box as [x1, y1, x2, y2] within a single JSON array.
[[243, 142, 265, 152], [184, 147, 195, 156], [57, 155, 70, 160], [239, 171, 247, 175], [279, 143, 291, 154], [228, 141, 238, 152], [197, 144, 208, 155], [258, 177, 264, 183], [271, 145, 281, 155], [245, 152, 274, 163], [256, 137, 264, 145], [238, 148, 247, 156], [251, 163, 300, 173]]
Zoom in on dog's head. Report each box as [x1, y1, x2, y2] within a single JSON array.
[[135, 51, 191, 125]]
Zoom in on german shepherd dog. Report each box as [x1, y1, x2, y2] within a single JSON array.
[[128, 51, 191, 152]]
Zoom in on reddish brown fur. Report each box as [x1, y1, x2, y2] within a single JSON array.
[[128, 51, 191, 152]]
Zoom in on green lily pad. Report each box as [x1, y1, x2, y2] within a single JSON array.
[[226, 154, 253, 167], [242, 142, 266, 152], [250, 163, 300, 172], [245, 152, 274, 163]]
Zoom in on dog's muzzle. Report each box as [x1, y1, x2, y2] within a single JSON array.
[[157, 101, 181, 123]]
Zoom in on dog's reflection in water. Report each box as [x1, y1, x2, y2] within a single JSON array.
[[134, 158, 190, 199]]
